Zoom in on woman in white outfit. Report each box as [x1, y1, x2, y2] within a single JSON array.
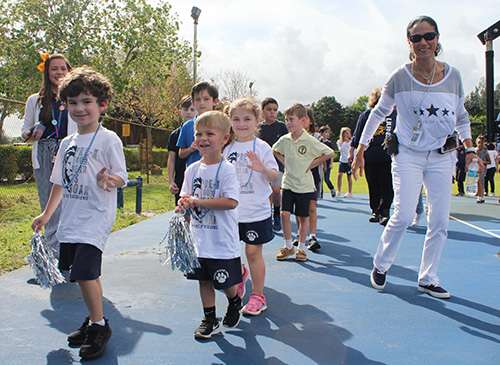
[[352, 16, 483, 299]]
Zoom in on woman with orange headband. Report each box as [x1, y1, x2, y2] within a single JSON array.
[[21, 53, 76, 255]]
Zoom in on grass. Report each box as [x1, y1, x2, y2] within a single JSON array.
[[0, 169, 175, 274]]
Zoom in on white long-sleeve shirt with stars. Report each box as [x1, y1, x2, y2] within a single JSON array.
[[360, 62, 471, 151]]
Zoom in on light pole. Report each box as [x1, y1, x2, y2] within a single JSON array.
[[249, 81, 254, 96], [191, 6, 201, 85]]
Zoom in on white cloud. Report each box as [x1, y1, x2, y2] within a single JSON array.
[[170, 0, 500, 109]]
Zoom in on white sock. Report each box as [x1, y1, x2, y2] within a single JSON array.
[[90, 318, 105, 326], [298, 242, 306, 251], [285, 239, 293, 249], [309, 234, 316, 240]]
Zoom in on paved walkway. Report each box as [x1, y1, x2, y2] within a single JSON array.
[[1, 194, 499, 364]]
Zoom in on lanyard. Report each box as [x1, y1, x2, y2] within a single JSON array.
[[48, 100, 65, 139], [225, 137, 256, 188]]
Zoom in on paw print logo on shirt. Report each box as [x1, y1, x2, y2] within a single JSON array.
[[213, 269, 229, 284], [298, 145, 307, 155]]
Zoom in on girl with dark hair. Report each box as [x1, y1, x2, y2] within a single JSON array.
[[21, 53, 76, 254]]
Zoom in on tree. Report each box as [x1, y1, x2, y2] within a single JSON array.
[[0, 0, 193, 131], [212, 69, 256, 103], [311, 96, 347, 140]]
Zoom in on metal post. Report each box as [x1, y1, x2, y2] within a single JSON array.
[[191, 7, 201, 85], [135, 176, 143, 215], [485, 37, 494, 142], [117, 187, 124, 211]]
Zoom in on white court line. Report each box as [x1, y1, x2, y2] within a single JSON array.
[[450, 215, 500, 239]]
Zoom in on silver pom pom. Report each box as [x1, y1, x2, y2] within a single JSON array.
[[25, 232, 65, 289], [159, 212, 200, 274]]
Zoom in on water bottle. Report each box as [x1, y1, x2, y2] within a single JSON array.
[[465, 158, 479, 196]]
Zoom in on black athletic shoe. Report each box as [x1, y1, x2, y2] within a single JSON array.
[[67, 316, 90, 345], [307, 237, 321, 251], [369, 213, 380, 223], [222, 297, 242, 328], [79, 319, 112, 359], [418, 284, 450, 299], [194, 318, 221, 339], [371, 267, 386, 290], [292, 238, 299, 247]]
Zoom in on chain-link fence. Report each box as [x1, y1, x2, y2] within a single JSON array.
[[0, 97, 174, 204]]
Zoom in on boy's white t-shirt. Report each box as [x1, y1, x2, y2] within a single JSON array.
[[223, 138, 278, 223], [180, 159, 240, 259], [50, 128, 128, 252], [337, 140, 352, 163]]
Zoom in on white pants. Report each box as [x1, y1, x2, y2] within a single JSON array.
[[373, 146, 453, 285]]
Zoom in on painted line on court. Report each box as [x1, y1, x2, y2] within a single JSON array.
[[450, 215, 500, 239]]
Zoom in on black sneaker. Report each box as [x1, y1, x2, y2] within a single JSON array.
[[418, 284, 450, 299], [370, 267, 386, 290], [194, 318, 221, 339], [222, 297, 242, 328], [331, 189, 336, 198], [369, 213, 380, 223], [307, 237, 321, 251], [67, 316, 89, 345], [79, 318, 112, 359], [292, 238, 299, 247]]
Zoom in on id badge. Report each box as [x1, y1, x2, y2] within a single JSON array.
[[409, 128, 423, 146]]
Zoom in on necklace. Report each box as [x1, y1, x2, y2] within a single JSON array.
[[190, 157, 224, 222], [62, 124, 101, 190], [414, 60, 436, 84], [225, 137, 256, 188]]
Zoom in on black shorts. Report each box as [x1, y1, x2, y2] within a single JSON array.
[[339, 162, 352, 175], [59, 243, 102, 282], [239, 217, 274, 244], [186, 257, 242, 290], [281, 189, 315, 217]]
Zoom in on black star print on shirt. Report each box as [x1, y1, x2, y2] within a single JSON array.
[[426, 104, 439, 117], [442, 108, 449, 116]]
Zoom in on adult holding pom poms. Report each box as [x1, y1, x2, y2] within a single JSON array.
[[21, 53, 76, 255]]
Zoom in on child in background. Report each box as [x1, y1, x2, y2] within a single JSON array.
[[224, 98, 279, 316], [319, 125, 336, 198], [273, 103, 334, 262], [485, 142, 497, 197], [167, 95, 197, 204], [177, 82, 219, 167], [337, 127, 353, 198], [292, 107, 323, 251], [31, 67, 127, 359], [257, 97, 288, 232], [475, 136, 490, 203], [177, 111, 242, 339]]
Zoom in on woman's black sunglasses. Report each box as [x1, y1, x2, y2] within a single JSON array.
[[409, 32, 437, 43]]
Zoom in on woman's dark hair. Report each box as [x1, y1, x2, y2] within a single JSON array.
[[305, 106, 316, 134], [38, 54, 72, 125], [407, 16, 442, 60]]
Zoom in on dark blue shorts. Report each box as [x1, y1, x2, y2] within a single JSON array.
[[186, 257, 242, 289], [281, 189, 315, 217], [339, 162, 352, 175], [59, 243, 102, 282], [239, 217, 274, 244]]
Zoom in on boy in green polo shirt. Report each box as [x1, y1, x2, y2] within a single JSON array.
[[272, 103, 334, 261]]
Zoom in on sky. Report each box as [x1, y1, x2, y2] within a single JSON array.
[[167, 0, 500, 109]]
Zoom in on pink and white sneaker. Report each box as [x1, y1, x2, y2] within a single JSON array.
[[242, 293, 267, 316], [236, 264, 249, 298]]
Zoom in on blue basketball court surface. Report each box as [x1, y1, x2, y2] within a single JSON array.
[[1, 194, 499, 364]]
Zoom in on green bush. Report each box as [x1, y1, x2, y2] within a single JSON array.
[[0, 146, 18, 181], [0, 145, 167, 178]]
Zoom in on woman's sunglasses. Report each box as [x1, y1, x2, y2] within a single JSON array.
[[409, 32, 437, 43]]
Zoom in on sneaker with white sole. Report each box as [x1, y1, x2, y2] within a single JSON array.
[[418, 284, 450, 299], [79, 318, 112, 359], [194, 318, 221, 339], [370, 267, 386, 290], [343, 192, 353, 198], [242, 293, 267, 316], [236, 264, 249, 298], [295, 249, 307, 261], [222, 296, 242, 328]]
